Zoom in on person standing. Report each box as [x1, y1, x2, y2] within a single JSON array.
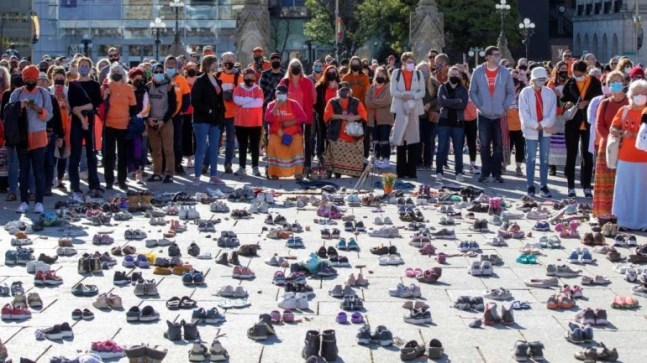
[[390, 52, 426, 179], [164, 56, 191, 175], [9, 65, 53, 213], [435, 66, 468, 182], [364, 66, 393, 168], [560, 60, 603, 197], [342, 56, 371, 158], [146, 64, 176, 183], [248, 47, 271, 82], [217, 52, 241, 174], [233, 69, 264, 176], [468, 46, 515, 183], [519, 67, 557, 198]]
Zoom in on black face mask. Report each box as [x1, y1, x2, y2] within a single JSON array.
[[254, 56, 262, 62], [375, 76, 385, 84], [54, 79, 65, 86], [291, 66, 302, 75], [449, 76, 461, 84], [558, 71, 568, 78], [110, 74, 123, 82], [271, 61, 281, 69], [133, 79, 143, 86], [244, 79, 255, 86], [186, 69, 196, 77], [25, 82, 37, 91], [518, 65, 528, 71], [326, 73, 336, 81], [224, 62, 234, 70], [351, 64, 360, 72]]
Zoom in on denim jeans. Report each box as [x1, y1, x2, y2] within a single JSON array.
[[419, 121, 438, 167], [436, 126, 465, 175], [18, 147, 45, 203], [69, 121, 100, 192], [223, 117, 235, 167], [44, 132, 57, 189], [193, 122, 221, 178], [525, 133, 551, 188], [478, 115, 503, 178], [173, 115, 183, 169], [7, 146, 18, 194], [371, 125, 392, 159]]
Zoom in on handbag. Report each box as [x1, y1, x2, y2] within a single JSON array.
[[606, 106, 629, 169], [344, 121, 364, 137], [635, 122, 647, 152]]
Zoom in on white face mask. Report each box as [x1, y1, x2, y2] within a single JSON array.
[[534, 80, 546, 87], [405, 63, 415, 72], [633, 94, 647, 106], [575, 75, 585, 82], [625, 67, 632, 75]]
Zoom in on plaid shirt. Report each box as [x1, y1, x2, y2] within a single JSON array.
[[259, 68, 285, 108]]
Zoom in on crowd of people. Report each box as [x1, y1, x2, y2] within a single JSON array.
[[1, 45, 647, 230]]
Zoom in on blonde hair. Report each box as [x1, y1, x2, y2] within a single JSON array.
[[283, 58, 304, 80]]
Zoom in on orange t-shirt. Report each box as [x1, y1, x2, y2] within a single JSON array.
[[105, 82, 136, 130], [402, 70, 413, 91], [172, 75, 191, 116], [341, 72, 370, 105], [323, 98, 368, 142], [218, 72, 240, 119], [506, 109, 521, 131], [485, 67, 498, 95], [612, 106, 647, 162]]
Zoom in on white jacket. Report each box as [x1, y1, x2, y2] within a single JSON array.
[[389, 69, 426, 145], [518, 85, 557, 140]]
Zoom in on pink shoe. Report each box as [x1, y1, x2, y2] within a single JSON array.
[[418, 243, 436, 255], [569, 220, 580, 233], [436, 252, 447, 264], [270, 310, 281, 323], [571, 285, 583, 299]]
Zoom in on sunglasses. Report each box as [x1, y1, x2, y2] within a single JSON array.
[[564, 55, 573, 58], [152, 71, 164, 74]]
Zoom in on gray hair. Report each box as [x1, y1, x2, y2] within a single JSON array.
[[628, 79, 647, 102], [109, 62, 128, 82]]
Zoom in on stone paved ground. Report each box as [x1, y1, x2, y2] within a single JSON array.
[[0, 153, 645, 363]]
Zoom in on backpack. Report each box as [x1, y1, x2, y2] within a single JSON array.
[[3, 88, 48, 148], [395, 69, 421, 84]]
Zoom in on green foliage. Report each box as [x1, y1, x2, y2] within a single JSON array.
[[306, 0, 523, 61]]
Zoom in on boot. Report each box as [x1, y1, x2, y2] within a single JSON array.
[[163, 320, 182, 341], [182, 319, 200, 341], [228, 251, 240, 266], [127, 191, 141, 213], [302, 330, 321, 359], [501, 304, 514, 325], [124, 344, 146, 363], [215, 252, 229, 266], [320, 329, 338, 362], [139, 191, 153, 211]]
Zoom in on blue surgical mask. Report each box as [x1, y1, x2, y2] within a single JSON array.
[[609, 81, 624, 94], [165, 68, 176, 77], [313, 65, 323, 73], [276, 94, 287, 102], [154, 73, 165, 83], [78, 66, 90, 76]]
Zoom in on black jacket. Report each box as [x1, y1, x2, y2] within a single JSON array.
[[560, 75, 603, 131], [191, 74, 225, 126]]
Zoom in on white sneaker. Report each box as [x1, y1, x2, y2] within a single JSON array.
[[72, 192, 83, 204], [234, 167, 246, 176], [34, 203, 44, 214], [456, 173, 464, 182], [16, 202, 28, 214], [435, 173, 443, 182]]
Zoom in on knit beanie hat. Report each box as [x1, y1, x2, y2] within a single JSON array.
[[22, 65, 40, 80]]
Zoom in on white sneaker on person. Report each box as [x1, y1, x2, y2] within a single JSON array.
[[252, 167, 261, 176], [456, 174, 464, 182], [34, 203, 44, 214], [234, 167, 246, 176], [16, 203, 28, 214], [72, 192, 84, 204], [435, 173, 443, 182]]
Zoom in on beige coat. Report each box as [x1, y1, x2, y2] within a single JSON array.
[[389, 69, 426, 145], [364, 84, 394, 127]]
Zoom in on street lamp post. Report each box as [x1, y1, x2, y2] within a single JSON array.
[[150, 17, 166, 61], [468, 47, 485, 69], [519, 18, 536, 60], [495, 0, 511, 43], [169, 0, 185, 48], [81, 33, 92, 57]]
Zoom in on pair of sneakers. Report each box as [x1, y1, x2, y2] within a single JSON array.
[[356, 325, 393, 346], [482, 302, 515, 326], [278, 292, 309, 310], [164, 320, 199, 341], [513, 340, 544, 361], [566, 321, 594, 343], [16, 202, 44, 214], [247, 314, 277, 341], [188, 339, 229, 362]]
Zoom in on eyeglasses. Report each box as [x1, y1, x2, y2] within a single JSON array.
[[152, 71, 164, 74], [563, 55, 572, 58]]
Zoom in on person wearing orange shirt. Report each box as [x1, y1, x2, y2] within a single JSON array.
[[233, 68, 264, 176], [323, 82, 368, 177], [101, 63, 136, 190], [248, 47, 271, 82], [342, 56, 371, 158], [164, 56, 191, 175], [217, 52, 241, 174], [610, 80, 647, 230]]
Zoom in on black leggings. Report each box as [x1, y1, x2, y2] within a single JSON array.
[[463, 120, 477, 162], [565, 128, 593, 190], [235, 126, 262, 168], [509, 130, 525, 163]]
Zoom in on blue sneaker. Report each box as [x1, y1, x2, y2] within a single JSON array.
[[16, 250, 33, 265], [5, 250, 17, 265], [318, 263, 337, 277], [182, 271, 194, 285], [336, 238, 347, 250], [580, 248, 593, 264], [305, 252, 320, 273], [193, 271, 204, 285], [204, 307, 226, 324], [458, 242, 469, 252], [191, 308, 206, 323], [469, 241, 480, 252], [347, 238, 359, 251]]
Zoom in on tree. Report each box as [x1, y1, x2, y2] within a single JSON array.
[[303, 0, 362, 55], [355, 0, 417, 52]]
